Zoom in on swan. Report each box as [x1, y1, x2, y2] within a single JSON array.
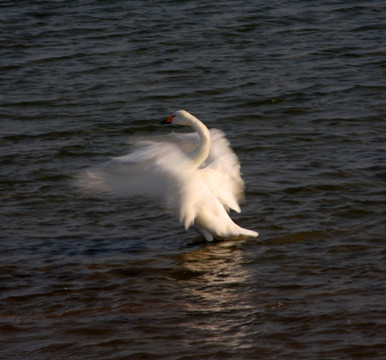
[[77, 110, 258, 241]]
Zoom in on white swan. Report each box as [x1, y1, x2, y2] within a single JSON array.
[[77, 110, 258, 241]]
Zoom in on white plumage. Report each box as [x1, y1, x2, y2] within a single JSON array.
[[77, 110, 258, 241]]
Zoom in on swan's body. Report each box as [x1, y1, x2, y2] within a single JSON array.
[[77, 110, 258, 241]]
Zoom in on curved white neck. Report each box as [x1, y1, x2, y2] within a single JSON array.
[[189, 119, 211, 168]]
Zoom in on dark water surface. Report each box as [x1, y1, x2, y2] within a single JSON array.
[[1, 1, 385, 359]]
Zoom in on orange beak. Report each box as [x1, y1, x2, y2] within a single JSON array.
[[160, 115, 175, 124]]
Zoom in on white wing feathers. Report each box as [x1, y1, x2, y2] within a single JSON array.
[[76, 129, 245, 231]]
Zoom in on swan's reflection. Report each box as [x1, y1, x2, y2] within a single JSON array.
[[170, 240, 257, 348]]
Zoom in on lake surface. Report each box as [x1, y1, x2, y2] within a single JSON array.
[[1, 1, 385, 359]]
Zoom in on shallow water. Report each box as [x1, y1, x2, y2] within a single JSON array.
[[1, 1, 385, 359]]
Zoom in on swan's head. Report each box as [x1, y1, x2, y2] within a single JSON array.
[[161, 110, 197, 126]]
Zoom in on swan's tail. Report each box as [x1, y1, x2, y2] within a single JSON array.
[[235, 226, 259, 239], [194, 217, 258, 241]]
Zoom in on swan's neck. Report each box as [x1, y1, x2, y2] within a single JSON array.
[[190, 119, 211, 168]]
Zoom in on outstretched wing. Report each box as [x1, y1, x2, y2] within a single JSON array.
[[75, 128, 245, 231], [75, 138, 189, 199]]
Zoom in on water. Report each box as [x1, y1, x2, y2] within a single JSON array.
[[1, 1, 385, 359]]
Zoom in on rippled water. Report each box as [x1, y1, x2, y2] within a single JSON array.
[[1, 1, 385, 359]]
